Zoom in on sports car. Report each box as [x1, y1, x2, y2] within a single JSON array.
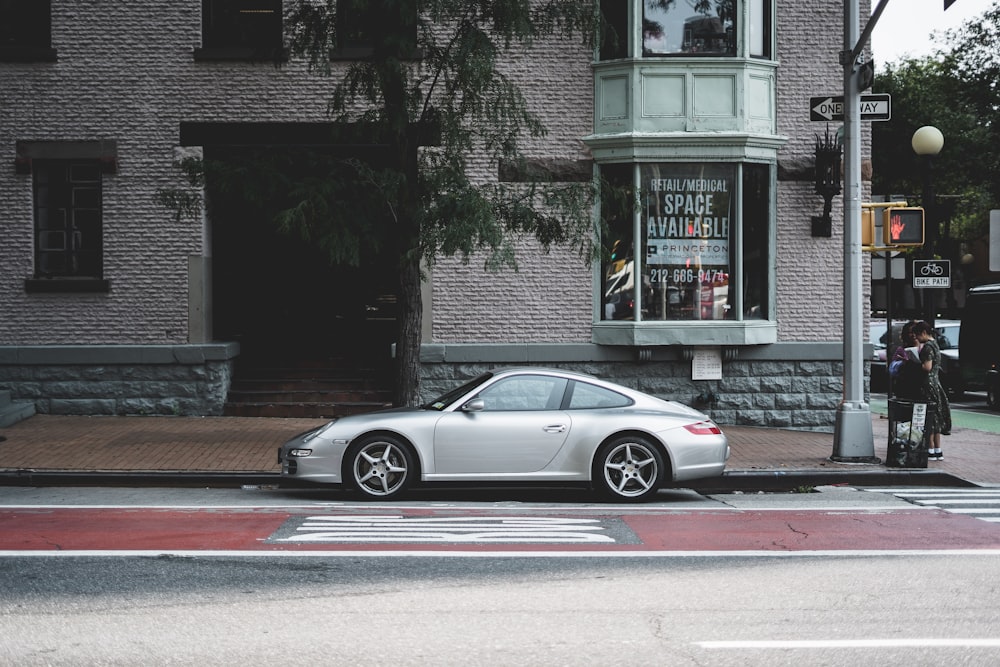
[[278, 367, 729, 501]]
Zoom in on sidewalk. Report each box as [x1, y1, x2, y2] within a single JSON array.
[[1, 403, 997, 491]]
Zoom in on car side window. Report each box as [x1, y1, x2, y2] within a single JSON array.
[[567, 381, 632, 409], [478, 376, 568, 411]]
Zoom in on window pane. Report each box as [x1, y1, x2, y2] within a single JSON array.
[[0, 0, 50, 48], [601, 164, 636, 320], [568, 382, 632, 409], [599, 0, 629, 60], [72, 187, 100, 208], [742, 162, 770, 318], [478, 376, 568, 411], [340, 0, 373, 49], [39, 230, 65, 251], [203, 0, 282, 49], [33, 160, 102, 279], [643, 0, 735, 56], [69, 163, 100, 182], [749, 0, 770, 58], [641, 163, 735, 321]]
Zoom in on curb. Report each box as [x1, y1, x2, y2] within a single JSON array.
[[682, 469, 977, 493], [0, 468, 978, 492]]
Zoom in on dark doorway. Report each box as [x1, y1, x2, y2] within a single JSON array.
[[206, 146, 397, 403]]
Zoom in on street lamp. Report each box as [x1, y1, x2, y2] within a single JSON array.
[[911, 125, 944, 325]]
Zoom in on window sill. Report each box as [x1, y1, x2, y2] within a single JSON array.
[[193, 47, 288, 62], [0, 47, 58, 63], [25, 278, 110, 294], [328, 48, 423, 61], [592, 320, 777, 347]]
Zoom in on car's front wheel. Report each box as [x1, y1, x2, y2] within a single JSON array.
[[593, 435, 664, 501], [344, 435, 415, 499]]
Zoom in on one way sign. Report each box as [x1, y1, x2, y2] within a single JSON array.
[[810, 93, 891, 122]]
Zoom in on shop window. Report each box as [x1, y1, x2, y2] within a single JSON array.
[[601, 162, 771, 322], [200, 0, 283, 51], [0, 0, 56, 61], [32, 161, 103, 280], [642, 0, 735, 56]]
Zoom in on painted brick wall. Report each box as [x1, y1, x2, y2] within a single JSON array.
[[430, 28, 595, 344], [0, 2, 338, 345], [1, 1, 870, 349], [774, 1, 873, 341]]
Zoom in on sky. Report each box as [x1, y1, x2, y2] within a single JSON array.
[[870, 0, 996, 68]]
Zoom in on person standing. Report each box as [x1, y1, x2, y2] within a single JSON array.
[[912, 320, 952, 460], [889, 320, 922, 399]]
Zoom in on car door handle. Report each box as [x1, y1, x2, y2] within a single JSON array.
[[543, 424, 567, 433]]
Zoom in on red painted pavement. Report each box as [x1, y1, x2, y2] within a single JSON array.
[[1, 507, 999, 552]]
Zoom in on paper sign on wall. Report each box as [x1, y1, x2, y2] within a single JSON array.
[[691, 347, 723, 380]]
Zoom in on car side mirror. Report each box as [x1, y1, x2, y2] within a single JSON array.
[[461, 398, 485, 412]]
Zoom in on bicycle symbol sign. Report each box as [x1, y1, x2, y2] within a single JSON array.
[[912, 260, 951, 288]]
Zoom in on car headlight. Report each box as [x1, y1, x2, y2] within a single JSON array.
[[289, 448, 313, 458], [303, 418, 338, 443]]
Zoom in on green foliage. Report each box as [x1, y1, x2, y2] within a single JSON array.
[[872, 5, 1000, 244], [278, 0, 602, 271]]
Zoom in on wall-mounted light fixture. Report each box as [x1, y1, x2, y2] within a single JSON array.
[[812, 126, 843, 237]]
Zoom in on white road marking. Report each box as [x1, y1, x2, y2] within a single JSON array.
[[697, 638, 1000, 649], [278, 515, 616, 543], [3, 549, 1000, 558], [864, 488, 1000, 522]]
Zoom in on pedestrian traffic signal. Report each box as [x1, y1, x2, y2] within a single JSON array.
[[883, 207, 924, 246]]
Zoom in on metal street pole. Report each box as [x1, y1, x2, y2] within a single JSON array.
[[831, 0, 880, 462]]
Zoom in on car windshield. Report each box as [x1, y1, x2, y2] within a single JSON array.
[[422, 373, 494, 411]]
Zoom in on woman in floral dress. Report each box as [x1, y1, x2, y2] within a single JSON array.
[[912, 320, 952, 460]]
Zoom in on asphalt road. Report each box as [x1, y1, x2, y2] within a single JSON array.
[[3, 487, 999, 665]]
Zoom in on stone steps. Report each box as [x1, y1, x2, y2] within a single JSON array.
[[223, 358, 393, 418]]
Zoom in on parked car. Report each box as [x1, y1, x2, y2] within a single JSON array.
[[960, 283, 1000, 410], [934, 319, 961, 398], [278, 367, 729, 500]]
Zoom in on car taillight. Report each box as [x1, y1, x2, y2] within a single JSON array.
[[684, 421, 722, 435]]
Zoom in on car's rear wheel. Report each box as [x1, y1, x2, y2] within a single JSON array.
[[988, 378, 1000, 411], [593, 435, 664, 501], [344, 435, 415, 499]]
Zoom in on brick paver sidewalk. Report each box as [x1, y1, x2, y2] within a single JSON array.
[[1, 412, 996, 486]]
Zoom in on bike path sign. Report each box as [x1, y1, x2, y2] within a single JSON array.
[[913, 259, 951, 288]]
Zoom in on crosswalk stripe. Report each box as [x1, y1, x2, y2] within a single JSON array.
[[863, 487, 1000, 523]]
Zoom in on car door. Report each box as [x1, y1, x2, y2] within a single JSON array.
[[433, 375, 571, 474]]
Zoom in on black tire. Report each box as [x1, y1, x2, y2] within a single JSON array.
[[344, 434, 415, 499], [988, 380, 1000, 411], [593, 435, 664, 501]]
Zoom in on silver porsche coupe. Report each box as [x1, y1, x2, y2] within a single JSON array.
[[278, 367, 729, 501]]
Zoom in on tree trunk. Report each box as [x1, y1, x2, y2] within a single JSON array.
[[393, 249, 423, 406]]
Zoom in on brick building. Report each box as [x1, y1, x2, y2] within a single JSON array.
[[0, 1, 872, 430]]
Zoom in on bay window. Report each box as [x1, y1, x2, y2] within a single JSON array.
[[601, 161, 770, 323]]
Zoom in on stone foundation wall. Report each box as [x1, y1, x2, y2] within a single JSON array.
[[421, 342, 863, 432], [0, 344, 239, 416]]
